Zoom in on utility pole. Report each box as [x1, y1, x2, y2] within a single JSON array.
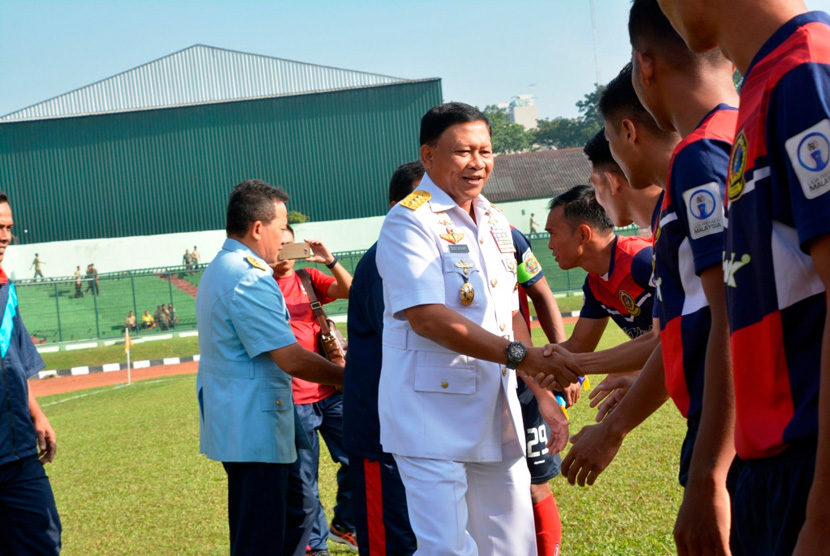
[[590, 0, 602, 85]]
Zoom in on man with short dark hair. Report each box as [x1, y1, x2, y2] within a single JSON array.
[[0, 192, 62, 556], [376, 103, 579, 554], [343, 161, 423, 556], [545, 185, 657, 419], [196, 179, 344, 556], [583, 129, 662, 231]]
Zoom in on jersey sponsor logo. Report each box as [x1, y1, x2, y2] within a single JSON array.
[[728, 130, 748, 202], [723, 252, 752, 288], [619, 290, 641, 316], [682, 182, 724, 240], [785, 119, 830, 199]]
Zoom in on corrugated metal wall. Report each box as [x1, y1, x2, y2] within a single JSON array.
[[0, 79, 442, 244]]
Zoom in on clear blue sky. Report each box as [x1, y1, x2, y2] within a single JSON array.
[[2, 1, 830, 121]]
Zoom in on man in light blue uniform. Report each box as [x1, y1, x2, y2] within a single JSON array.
[[196, 179, 344, 556]]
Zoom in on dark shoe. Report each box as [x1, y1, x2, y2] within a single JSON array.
[[329, 522, 358, 550]]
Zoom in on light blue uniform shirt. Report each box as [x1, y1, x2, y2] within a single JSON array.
[[196, 238, 298, 463]]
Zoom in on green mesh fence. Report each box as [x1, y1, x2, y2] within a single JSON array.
[[16, 227, 645, 343]]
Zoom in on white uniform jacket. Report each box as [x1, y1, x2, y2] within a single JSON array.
[[376, 174, 525, 462]]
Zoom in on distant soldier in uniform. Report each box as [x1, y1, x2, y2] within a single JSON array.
[[31, 253, 44, 280], [73, 265, 83, 297]]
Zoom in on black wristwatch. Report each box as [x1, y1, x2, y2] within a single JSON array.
[[505, 340, 527, 370]]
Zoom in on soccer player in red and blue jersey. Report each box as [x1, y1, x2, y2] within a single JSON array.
[[629, 1, 742, 553], [562, 66, 679, 489], [565, 17, 742, 550], [659, 1, 830, 554], [545, 185, 658, 418], [545, 185, 655, 356]]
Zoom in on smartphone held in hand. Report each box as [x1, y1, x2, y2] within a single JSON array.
[[278, 242, 312, 260]]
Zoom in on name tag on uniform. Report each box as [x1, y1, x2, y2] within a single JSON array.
[[449, 244, 469, 253]]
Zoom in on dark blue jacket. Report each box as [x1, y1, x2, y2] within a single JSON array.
[[342, 243, 390, 460], [0, 281, 46, 466]]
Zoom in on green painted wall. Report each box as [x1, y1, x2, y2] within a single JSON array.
[[0, 79, 442, 244]]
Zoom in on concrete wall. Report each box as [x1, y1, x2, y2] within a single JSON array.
[[3, 199, 550, 281]]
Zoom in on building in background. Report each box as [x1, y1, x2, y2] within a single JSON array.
[[497, 94, 538, 130], [0, 45, 441, 276]]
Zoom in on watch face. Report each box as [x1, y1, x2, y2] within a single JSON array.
[[507, 342, 526, 361]]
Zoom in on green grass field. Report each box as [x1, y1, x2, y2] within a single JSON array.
[[36, 323, 684, 555]]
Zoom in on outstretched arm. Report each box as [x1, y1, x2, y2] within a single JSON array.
[[523, 278, 567, 344], [305, 239, 353, 298], [561, 340, 668, 486]]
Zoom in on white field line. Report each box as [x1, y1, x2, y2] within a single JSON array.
[[39, 376, 193, 408]]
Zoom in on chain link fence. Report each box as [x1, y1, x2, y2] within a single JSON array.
[[16, 228, 643, 344]]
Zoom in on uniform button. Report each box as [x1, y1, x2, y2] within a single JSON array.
[[490, 279, 498, 287], [441, 381, 449, 389], [502, 334, 510, 340], [479, 238, 485, 244], [502, 368, 507, 377], [499, 322, 506, 331], [276, 400, 282, 406]]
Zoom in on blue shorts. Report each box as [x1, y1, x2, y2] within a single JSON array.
[[734, 440, 816, 556], [517, 380, 561, 484]]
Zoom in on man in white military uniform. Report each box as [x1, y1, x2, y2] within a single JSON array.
[[376, 103, 581, 555]]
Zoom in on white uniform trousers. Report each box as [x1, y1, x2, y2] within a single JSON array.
[[394, 451, 536, 556]]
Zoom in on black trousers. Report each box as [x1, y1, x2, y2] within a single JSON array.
[[223, 459, 316, 556]]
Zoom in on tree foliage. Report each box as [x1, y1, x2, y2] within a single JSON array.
[[533, 84, 606, 149], [482, 105, 533, 155], [288, 210, 309, 224]]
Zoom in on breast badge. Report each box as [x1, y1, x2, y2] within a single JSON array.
[[460, 280, 475, 306], [490, 227, 516, 253], [440, 228, 465, 244], [619, 290, 641, 316], [454, 259, 474, 275], [728, 130, 748, 202]]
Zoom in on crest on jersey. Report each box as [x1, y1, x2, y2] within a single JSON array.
[[619, 290, 641, 316], [728, 130, 748, 202]]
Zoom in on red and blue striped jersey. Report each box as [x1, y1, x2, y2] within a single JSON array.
[[654, 105, 738, 419], [725, 12, 830, 460], [581, 235, 655, 339]]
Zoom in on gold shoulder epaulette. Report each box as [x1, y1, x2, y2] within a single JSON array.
[[490, 203, 503, 212], [245, 256, 267, 271], [399, 190, 431, 211]]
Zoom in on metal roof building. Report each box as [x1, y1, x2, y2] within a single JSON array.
[[0, 45, 442, 243], [486, 148, 591, 202]]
